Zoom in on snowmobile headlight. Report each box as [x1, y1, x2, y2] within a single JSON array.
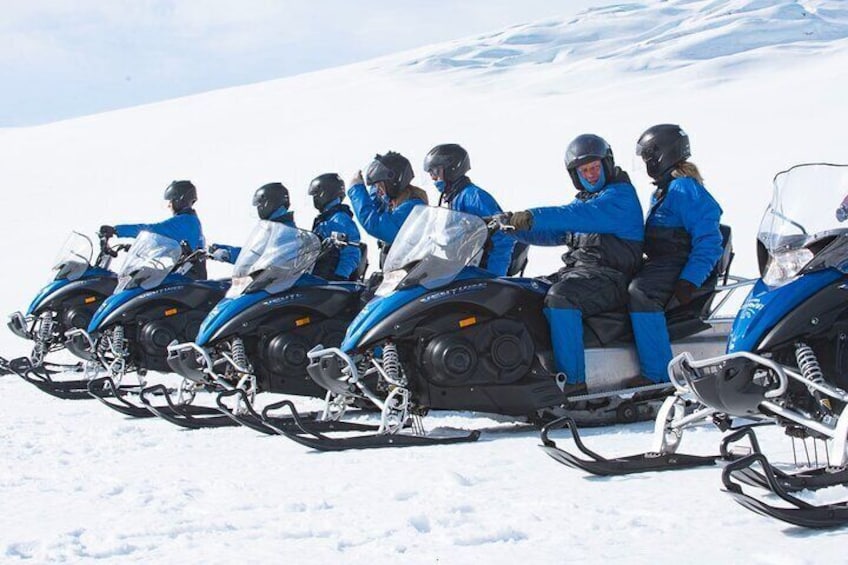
[[226, 275, 254, 298], [375, 269, 407, 297], [762, 248, 814, 288]]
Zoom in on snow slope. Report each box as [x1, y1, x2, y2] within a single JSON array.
[[2, 0, 848, 562]]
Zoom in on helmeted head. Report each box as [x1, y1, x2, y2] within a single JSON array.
[[564, 134, 615, 192], [423, 144, 470, 193], [365, 151, 414, 200], [636, 124, 691, 180], [164, 180, 197, 214], [252, 182, 290, 220], [308, 173, 345, 211]]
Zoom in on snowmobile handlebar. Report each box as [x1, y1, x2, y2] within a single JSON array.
[[483, 214, 516, 233]]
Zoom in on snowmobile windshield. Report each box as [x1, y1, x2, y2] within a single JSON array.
[[376, 206, 488, 296], [51, 231, 94, 282], [758, 163, 848, 287], [115, 231, 183, 292], [227, 221, 321, 297]]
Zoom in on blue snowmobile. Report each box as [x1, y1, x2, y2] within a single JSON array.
[[2, 232, 130, 398], [266, 205, 738, 451], [155, 220, 371, 432], [61, 230, 229, 414], [540, 163, 848, 529]]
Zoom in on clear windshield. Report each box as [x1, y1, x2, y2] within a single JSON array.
[[758, 163, 848, 286], [52, 232, 94, 281], [115, 231, 183, 292], [228, 221, 321, 297], [377, 206, 489, 296]]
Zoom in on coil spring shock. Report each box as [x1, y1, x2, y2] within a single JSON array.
[[230, 337, 248, 372], [31, 312, 55, 365], [381, 342, 404, 386], [795, 342, 824, 386], [110, 325, 126, 357]]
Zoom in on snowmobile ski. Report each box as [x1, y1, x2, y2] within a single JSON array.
[[722, 453, 848, 529], [214, 389, 379, 436], [0, 356, 11, 376], [538, 416, 719, 476], [139, 384, 238, 429], [87, 376, 158, 418], [7, 356, 113, 400]]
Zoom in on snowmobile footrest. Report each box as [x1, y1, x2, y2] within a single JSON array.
[[723, 453, 848, 529], [539, 416, 718, 476]]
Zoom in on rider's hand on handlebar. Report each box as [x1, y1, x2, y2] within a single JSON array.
[[99, 225, 116, 239], [208, 244, 230, 262], [508, 211, 533, 231]]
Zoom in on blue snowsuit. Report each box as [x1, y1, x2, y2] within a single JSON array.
[[629, 175, 723, 382], [514, 169, 644, 384], [348, 182, 427, 267], [311, 200, 362, 281], [211, 207, 295, 264], [115, 208, 207, 278], [439, 177, 515, 276]]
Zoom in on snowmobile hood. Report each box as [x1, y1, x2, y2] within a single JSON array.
[[27, 267, 115, 316], [727, 268, 842, 353], [340, 267, 496, 352], [194, 291, 269, 346], [86, 273, 197, 334]]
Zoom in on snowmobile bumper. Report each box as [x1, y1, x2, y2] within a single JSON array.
[[64, 328, 98, 361], [7, 311, 30, 340], [166, 341, 212, 384]]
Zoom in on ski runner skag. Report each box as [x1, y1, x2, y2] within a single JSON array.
[[61, 231, 228, 414], [162, 221, 373, 433], [540, 163, 848, 529], [2, 232, 129, 398], [276, 205, 740, 451]]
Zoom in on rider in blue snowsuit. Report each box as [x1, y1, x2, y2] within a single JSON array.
[[629, 124, 723, 383], [348, 151, 428, 268], [208, 182, 295, 264], [100, 180, 207, 279], [506, 134, 644, 396], [423, 144, 516, 276], [308, 173, 363, 281]]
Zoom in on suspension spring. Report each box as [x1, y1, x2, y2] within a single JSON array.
[[32, 312, 55, 364], [230, 337, 248, 372], [795, 342, 824, 386], [110, 325, 126, 357], [382, 342, 404, 386]]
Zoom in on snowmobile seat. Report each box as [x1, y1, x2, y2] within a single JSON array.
[[582, 224, 733, 348]]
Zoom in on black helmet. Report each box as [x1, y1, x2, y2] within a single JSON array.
[[164, 180, 197, 213], [252, 182, 290, 220], [423, 143, 470, 182], [308, 173, 345, 211], [365, 151, 414, 199], [564, 134, 615, 191], [636, 124, 691, 180]]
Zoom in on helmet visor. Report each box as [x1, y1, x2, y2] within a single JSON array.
[[365, 158, 394, 185]]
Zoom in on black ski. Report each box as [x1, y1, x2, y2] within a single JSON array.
[[6, 356, 96, 400], [139, 384, 238, 429], [723, 453, 848, 529], [87, 376, 157, 418], [0, 356, 11, 376], [538, 416, 719, 476]]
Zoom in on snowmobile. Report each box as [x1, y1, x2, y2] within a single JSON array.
[[269, 205, 739, 451], [539, 163, 848, 529], [2, 231, 130, 398], [61, 231, 228, 415], [159, 221, 373, 433]]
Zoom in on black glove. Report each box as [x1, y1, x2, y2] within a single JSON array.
[[509, 210, 533, 231], [673, 279, 697, 305], [99, 225, 116, 238]]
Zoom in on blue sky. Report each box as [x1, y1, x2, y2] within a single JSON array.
[[1, 1, 602, 126]]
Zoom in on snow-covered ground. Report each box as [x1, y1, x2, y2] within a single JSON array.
[[2, 0, 848, 561]]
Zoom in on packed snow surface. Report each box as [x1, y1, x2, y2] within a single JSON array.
[[2, 0, 848, 562]]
